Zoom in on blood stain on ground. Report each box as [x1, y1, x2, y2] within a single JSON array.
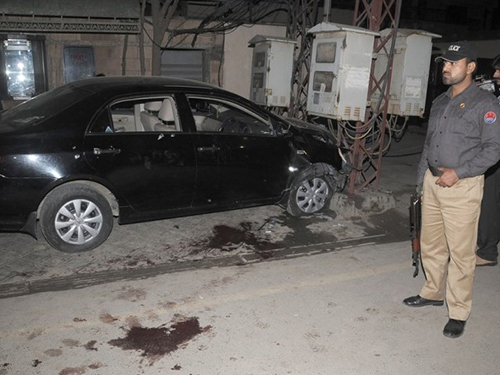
[[184, 214, 345, 259], [126, 316, 142, 328], [108, 317, 211, 360], [44, 349, 63, 357], [58, 367, 86, 375], [115, 286, 147, 302], [158, 301, 177, 309], [194, 223, 279, 252], [83, 340, 98, 351], [62, 339, 80, 347], [99, 312, 119, 324], [27, 328, 44, 340]]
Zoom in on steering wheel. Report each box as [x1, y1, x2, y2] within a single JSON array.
[[218, 117, 249, 134]]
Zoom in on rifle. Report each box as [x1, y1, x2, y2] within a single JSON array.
[[409, 193, 423, 278], [476, 76, 499, 93]]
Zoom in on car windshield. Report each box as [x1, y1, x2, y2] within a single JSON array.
[[0, 84, 93, 132]]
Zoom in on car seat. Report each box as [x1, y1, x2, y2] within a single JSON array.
[[140, 101, 162, 131], [154, 99, 177, 132]]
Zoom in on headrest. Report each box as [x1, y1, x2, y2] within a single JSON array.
[[144, 101, 162, 112], [158, 99, 175, 122]]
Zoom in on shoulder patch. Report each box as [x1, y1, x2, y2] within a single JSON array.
[[484, 112, 497, 124]]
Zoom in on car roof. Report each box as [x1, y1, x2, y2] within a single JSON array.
[[0, 76, 272, 133], [68, 76, 224, 95]]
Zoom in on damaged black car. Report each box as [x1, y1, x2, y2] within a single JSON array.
[[0, 76, 348, 252]]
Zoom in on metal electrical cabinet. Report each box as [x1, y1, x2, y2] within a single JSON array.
[[306, 22, 378, 121], [372, 29, 440, 117], [248, 35, 296, 107]]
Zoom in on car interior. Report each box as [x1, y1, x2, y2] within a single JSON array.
[[187, 96, 273, 135], [107, 97, 181, 133]]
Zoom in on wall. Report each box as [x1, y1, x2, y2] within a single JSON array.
[[44, 18, 228, 90], [46, 32, 151, 88]]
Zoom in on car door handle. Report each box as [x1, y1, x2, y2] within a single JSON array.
[[93, 147, 121, 155], [197, 146, 220, 152]]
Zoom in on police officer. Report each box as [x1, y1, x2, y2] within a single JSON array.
[[403, 41, 500, 338], [493, 54, 500, 100], [476, 54, 500, 267]]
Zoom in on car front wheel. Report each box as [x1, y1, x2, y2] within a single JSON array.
[[39, 184, 113, 253], [287, 170, 335, 217]]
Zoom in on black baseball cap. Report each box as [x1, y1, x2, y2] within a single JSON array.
[[435, 41, 478, 62]]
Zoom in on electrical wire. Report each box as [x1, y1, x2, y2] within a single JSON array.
[[165, 0, 286, 46], [140, 0, 286, 51]]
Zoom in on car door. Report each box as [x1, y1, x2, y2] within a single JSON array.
[[83, 95, 197, 220], [185, 95, 291, 208]]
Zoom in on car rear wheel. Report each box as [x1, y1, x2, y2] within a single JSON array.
[[39, 184, 113, 253], [287, 169, 334, 217]]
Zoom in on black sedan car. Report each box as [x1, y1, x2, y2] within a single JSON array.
[[0, 76, 347, 253]]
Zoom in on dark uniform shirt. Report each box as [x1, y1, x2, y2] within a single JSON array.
[[417, 82, 500, 184]]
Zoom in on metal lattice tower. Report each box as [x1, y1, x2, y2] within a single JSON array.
[[284, 0, 402, 193], [285, 0, 319, 119], [347, 0, 403, 193]]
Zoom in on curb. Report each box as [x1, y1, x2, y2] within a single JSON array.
[[330, 191, 396, 218]]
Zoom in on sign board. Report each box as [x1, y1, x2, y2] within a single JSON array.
[[63, 46, 95, 83]]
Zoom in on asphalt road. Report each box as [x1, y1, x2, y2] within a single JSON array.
[[1, 241, 500, 375]]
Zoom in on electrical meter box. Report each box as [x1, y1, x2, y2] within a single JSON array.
[[306, 22, 378, 121], [249, 35, 296, 107], [372, 29, 441, 117]]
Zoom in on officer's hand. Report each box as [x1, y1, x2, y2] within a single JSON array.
[[436, 167, 459, 187]]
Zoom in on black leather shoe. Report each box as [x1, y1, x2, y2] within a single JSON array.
[[403, 295, 444, 307], [443, 319, 466, 338]]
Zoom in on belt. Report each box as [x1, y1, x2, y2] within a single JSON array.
[[428, 164, 443, 177]]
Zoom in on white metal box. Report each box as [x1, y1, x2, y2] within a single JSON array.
[[248, 35, 296, 107], [306, 22, 378, 121], [372, 29, 440, 117]]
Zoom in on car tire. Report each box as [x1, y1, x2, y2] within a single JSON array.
[[39, 184, 113, 253], [287, 168, 335, 217]]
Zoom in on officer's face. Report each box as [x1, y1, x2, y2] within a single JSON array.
[[494, 68, 500, 86], [441, 58, 474, 86]]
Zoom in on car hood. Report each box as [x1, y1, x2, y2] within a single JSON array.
[[283, 117, 327, 132], [282, 117, 337, 145]]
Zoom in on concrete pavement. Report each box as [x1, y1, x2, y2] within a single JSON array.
[[1, 241, 500, 375]]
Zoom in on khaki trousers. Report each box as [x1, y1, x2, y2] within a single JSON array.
[[419, 169, 484, 321]]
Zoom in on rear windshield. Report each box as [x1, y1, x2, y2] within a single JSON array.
[[0, 84, 93, 132]]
